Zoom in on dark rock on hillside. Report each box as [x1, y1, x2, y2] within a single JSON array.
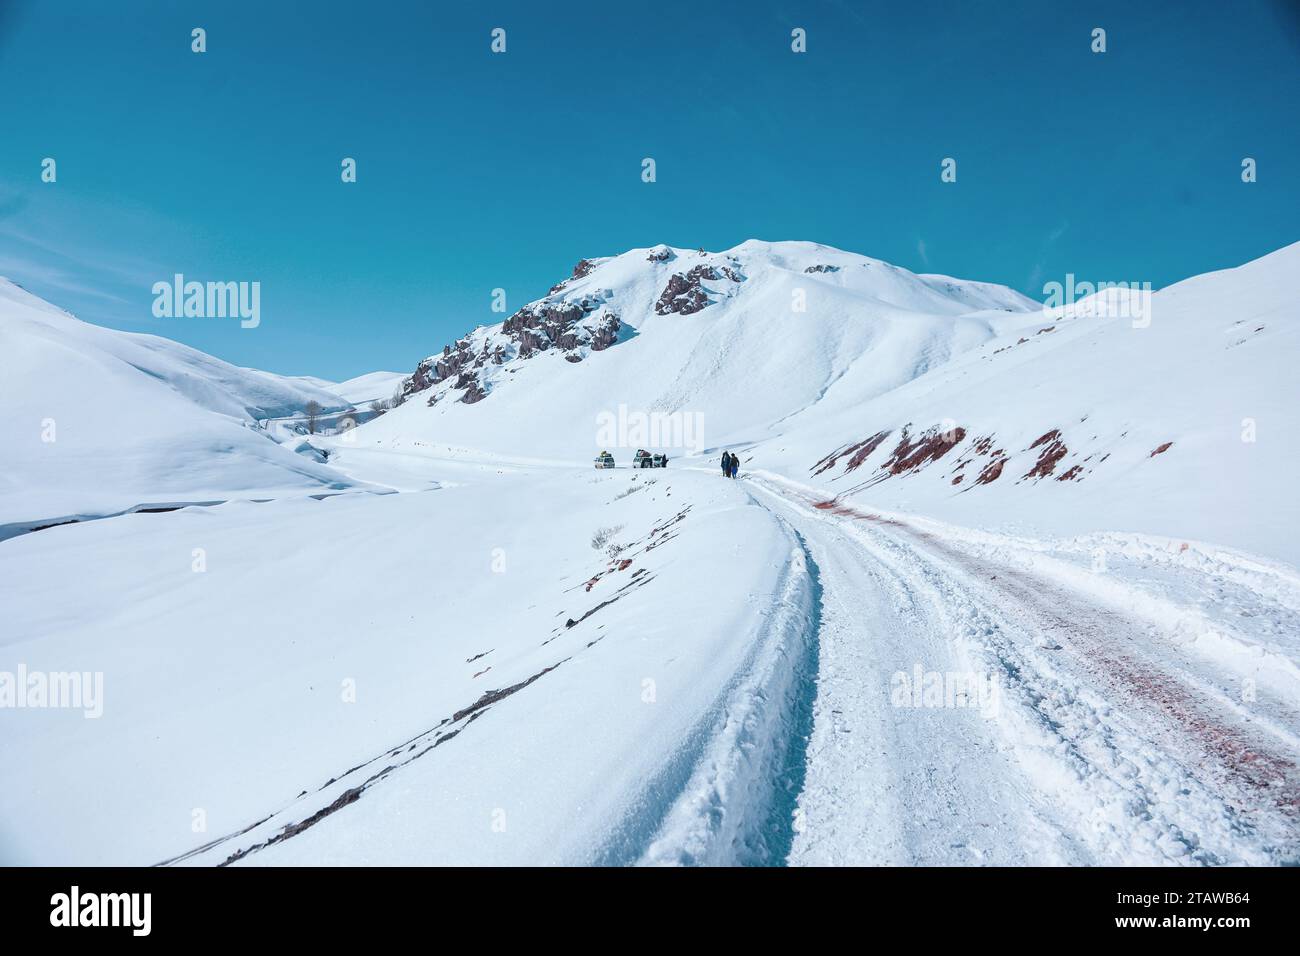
[[548, 258, 600, 294], [1023, 429, 1068, 480], [589, 312, 621, 351], [655, 265, 728, 315], [399, 291, 622, 406]]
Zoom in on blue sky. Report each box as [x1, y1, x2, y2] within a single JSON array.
[[0, 0, 1296, 380]]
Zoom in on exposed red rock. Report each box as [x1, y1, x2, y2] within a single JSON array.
[[811, 430, 892, 476], [975, 457, 1006, 484], [846, 431, 893, 471], [882, 425, 967, 475], [1024, 429, 1068, 479], [1150, 441, 1174, 457]]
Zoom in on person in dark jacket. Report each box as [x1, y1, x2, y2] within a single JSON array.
[[721, 452, 731, 477], [731, 456, 740, 479]]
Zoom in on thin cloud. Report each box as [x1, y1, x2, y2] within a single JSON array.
[[1027, 221, 1070, 291]]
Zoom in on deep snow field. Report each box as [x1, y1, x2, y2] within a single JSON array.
[[0, 463, 814, 866], [2, 240, 1297, 866]]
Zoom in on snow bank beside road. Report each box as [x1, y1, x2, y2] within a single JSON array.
[[0, 467, 802, 866]]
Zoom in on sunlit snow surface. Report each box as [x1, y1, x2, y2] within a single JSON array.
[[2, 241, 1297, 865]]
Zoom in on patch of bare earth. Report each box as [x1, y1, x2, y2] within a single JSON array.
[[882, 425, 967, 475], [811, 430, 891, 476], [1023, 429, 1068, 480], [975, 457, 1007, 485]]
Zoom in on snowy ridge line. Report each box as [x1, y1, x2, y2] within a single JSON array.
[[631, 525, 819, 866], [750, 473, 1300, 863]]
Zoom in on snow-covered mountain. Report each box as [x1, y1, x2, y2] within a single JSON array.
[[359, 238, 1299, 564], [377, 240, 1037, 451], [0, 278, 374, 531]]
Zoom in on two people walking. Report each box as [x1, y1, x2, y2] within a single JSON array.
[[721, 451, 740, 479]]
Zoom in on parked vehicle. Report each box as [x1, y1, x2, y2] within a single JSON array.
[[594, 450, 615, 469], [633, 449, 653, 468], [652, 454, 668, 468]]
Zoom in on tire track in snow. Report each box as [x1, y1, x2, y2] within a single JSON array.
[[755, 475, 1300, 864], [748, 479, 1080, 865], [620, 527, 820, 866]]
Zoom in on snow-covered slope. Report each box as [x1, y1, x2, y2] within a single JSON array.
[[364, 240, 1038, 459], [0, 278, 365, 529], [772, 243, 1300, 563], [329, 370, 407, 405]]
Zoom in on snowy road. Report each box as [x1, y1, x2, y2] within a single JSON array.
[[743, 472, 1300, 866], [4, 452, 1297, 866]]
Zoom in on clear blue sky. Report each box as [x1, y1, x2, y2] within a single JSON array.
[[0, 0, 1296, 380]]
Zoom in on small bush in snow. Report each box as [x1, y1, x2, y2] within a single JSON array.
[[591, 525, 624, 552]]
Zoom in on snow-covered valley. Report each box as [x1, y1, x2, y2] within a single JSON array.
[[2, 240, 1297, 866]]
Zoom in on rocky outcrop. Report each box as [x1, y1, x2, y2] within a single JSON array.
[[548, 258, 600, 294], [399, 294, 622, 406], [1023, 429, 1068, 480], [397, 247, 745, 407], [882, 425, 967, 475], [588, 312, 621, 351], [655, 265, 724, 315], [805, 264, 840, 274], [811, 430, 892, 475], [505, 301, 617, 357]]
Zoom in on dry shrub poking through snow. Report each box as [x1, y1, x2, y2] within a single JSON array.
[[591, 525, 626, 559]]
